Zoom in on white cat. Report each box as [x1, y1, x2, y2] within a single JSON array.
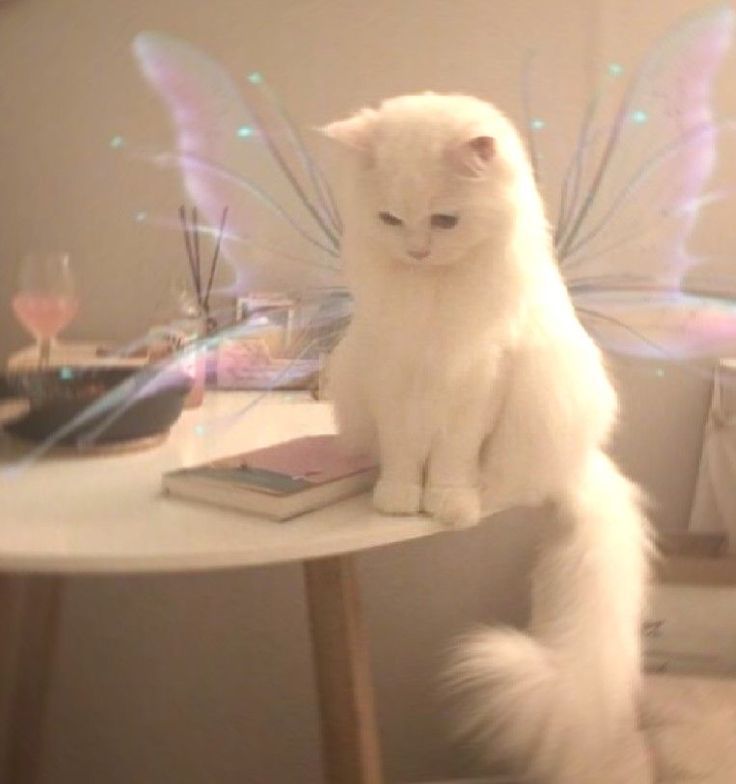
[[323, 93, 652, 784]]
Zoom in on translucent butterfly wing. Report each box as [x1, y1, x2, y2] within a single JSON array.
[[133, 31, 341, 293], [541, 5, 736, 358], [557, 5, 733, 282]]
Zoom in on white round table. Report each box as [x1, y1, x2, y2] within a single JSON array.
[[0, 392, 449, 784]]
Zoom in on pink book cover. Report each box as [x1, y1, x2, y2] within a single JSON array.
[[212, 435, 375, 486]]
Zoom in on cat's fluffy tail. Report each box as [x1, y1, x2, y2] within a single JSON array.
[[448, 451, 653, 783]]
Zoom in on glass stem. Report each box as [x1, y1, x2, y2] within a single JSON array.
[[39, 338, 51, 368]]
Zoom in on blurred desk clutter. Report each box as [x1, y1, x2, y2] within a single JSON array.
[[2, 342, 191, 450], [7, 341, 147, 370], [1, 284, 338, 452]]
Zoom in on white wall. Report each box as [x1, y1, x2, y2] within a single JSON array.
[[0, 0, 732, 782]]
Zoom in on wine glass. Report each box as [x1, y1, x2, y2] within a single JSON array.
[[12, 252, 79, 368]]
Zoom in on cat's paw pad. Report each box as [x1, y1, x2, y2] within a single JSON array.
[[373, 479, 423, 516], [424, 485, 482, 528]]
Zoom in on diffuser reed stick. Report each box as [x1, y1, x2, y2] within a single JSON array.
[[177, 205, 228, 331]]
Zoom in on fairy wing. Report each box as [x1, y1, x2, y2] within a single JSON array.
[[530, 4, 736, 358], [132, 31, 342, 294]]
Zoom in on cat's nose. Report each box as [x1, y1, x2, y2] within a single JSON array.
[[408, 248, 430, 260]]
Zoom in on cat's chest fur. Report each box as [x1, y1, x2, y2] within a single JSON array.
[[349, 253, 518, 394]]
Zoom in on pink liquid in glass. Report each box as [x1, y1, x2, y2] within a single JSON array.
[[12, 292, 80, 340]]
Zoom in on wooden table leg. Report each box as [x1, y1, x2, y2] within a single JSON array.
[[303, 554, 384, 784], [0, 576, 63, 784]]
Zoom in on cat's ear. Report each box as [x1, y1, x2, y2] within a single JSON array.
[[320, 109, 378, 155], [449, 135, 495, 176]]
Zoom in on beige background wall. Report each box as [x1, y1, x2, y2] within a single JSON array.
[[0, 1, 733, 782]]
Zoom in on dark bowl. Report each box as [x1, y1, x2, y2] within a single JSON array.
[[0, 364, 192, 447]]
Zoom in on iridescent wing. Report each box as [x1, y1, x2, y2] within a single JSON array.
[[527, 4, 736, 358], [132, 31, 342, 293]]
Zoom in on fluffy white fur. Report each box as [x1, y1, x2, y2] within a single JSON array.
[[323, 93, 652, 783]]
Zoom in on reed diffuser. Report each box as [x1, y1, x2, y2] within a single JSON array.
[[177, 205, 228, 407], [178, 205, 228, 333]]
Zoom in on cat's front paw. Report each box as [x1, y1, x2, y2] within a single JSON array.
[[373, 478, 423, 516], [423, 485, 482, 528]]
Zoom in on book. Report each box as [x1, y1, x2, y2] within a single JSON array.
[[162, 434, 378, 520]]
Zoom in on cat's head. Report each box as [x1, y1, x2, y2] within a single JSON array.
[[323, 93, 541, 269]]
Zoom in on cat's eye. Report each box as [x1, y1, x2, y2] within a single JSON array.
[[431, 214, 459, 229], [378, 211, 403, 226]]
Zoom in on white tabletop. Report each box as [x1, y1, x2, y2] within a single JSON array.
[[0, 392, 446, 575]]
